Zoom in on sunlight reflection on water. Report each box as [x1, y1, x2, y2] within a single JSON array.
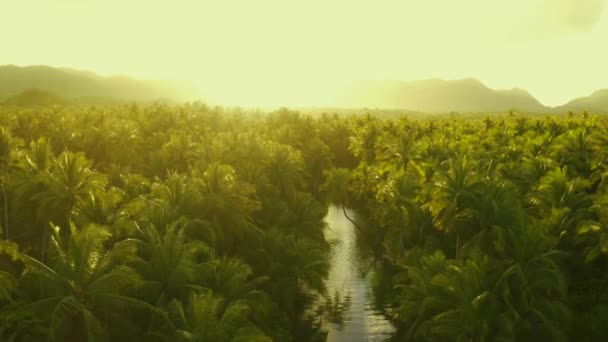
[[323, 206, 395, 342]]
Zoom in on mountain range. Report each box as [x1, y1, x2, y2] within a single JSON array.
[[335, 79, 550, 113], [0, 65, 197, 104], [1, 65, 607, 113]]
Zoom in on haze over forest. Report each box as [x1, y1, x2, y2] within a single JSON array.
[[4, 1, 608, 342], [1, 64, 608, 113]]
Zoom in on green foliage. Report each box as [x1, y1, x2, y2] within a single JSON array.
[[333, 111, 608, 341], [0, 103, 332, 341], [2, 102, 608, 341]]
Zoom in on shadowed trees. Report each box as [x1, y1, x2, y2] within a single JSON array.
[[0, 103, 332, 341]]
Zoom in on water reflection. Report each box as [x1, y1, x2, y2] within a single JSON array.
[[321, 206, 395, 342]]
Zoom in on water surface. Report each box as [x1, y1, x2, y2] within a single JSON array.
[[323, 206, 395, 342]]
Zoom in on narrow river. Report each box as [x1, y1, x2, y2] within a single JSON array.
[[322, 205, 395, 341]]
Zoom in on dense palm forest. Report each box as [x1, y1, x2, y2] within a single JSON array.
[[1, 103, 608, 341], [0, 103, 344, 341], [325, 111, 608, 341]]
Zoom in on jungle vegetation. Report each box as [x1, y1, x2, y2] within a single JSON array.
[[0, 102, 607, 341], [325, 110, 608, 341], [0, 103, 345, 341]]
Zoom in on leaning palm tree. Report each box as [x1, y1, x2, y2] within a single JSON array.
[[14, 223, 172, 341]]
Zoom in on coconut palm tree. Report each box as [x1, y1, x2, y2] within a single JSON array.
[[426, 157, 483, 258], [190, 163, 262, 253], [117, 219, 213, 306], [320, 167, 351, 207], [14, 223, 172, 341], [10, 138, 54, 258], [553, 129, 594, 177], [169, 292, 271, 342], [263, 143, 306, 201], [32, 152, 107, 233], [0, 126, 13, 240], [197, 257, 269, 314], [527, 167, 593, 234]]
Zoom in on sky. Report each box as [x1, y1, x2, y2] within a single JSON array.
[[1, 0, 607, 107]]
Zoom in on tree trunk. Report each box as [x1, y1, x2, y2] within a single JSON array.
[[41, 226, 48, 263], [455, 232, 460, 259], [400, 228, 405, 259], [2, 187, 8, 240], [342, 206, 364, 232]]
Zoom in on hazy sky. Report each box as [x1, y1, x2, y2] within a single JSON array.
[[1, 0, 607, 107]]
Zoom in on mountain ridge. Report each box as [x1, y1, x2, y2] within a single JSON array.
[[0, 65, 198, 104], [1, 65, 607, 112], [335, 78, 550, 113]]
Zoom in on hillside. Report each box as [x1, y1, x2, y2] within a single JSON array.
[[335, 78, 549, 113], [0, 65, 197, 103], [558, 89, 608, 113]]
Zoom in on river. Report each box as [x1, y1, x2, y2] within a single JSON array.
[[322, 205, 395, 342]]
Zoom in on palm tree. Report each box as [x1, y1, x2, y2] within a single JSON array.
[[527, 167, 592, 234], [14, 223, 172, 341], [0, 240, 19, 303], [254, 229, 329, 323], [426, 157, 482, 258], [491, 221, 570, 341], [460, 179, 525, 259], [0, 126, 13, 240], [263, 143, 305, 200], [300, 137, 334, 195], [393, 250, 452, 339], [32, 152, 107, 233], [191, 163, 262, 253], [375, 131, 423, 173], [514, 117, 528, 136], [169, 292, 271, 342], [10, 138, 54, 258], [197, 257, 269, 315], [118, 219, 213, 306], [75, 187, 124, 227], [413, 256, 499, 342], [321, 167, 351, 207], [553, 129, 594, 177], [149, 171, 188, 223], [348, 115, 382, 164]]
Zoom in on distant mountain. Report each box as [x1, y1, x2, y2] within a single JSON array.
[[558, 89, 608, 113], [335, 79, 549, 113], [0, 65, 197, 104], [3, 88, 68, 106], [2, 65, 608, 112]]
